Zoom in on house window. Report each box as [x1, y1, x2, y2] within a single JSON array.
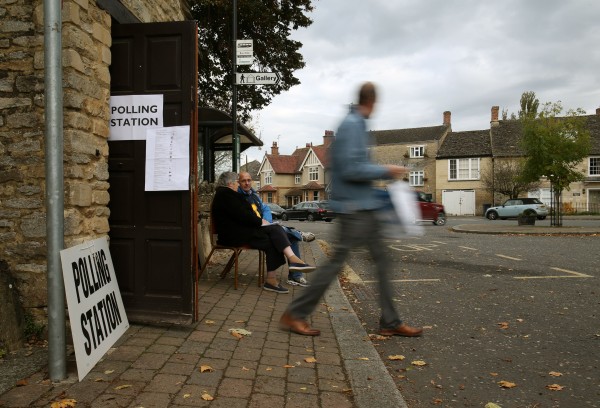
[[409, 171, 424, 186], [590, 157, 600, 175], [264, 171, 272, 185], [295, 174, 301, 184], [266, 192, 273, 203], [309, 167, 319, 181], [313, 191, 319, 201], [449, 158, 480, 180], [410, 146, 425, 158]]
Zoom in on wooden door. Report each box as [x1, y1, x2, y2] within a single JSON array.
[[108, 21, 198, 323]]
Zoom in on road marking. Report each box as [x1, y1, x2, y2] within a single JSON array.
[[458, 246, 478, 251], [515, 267, 593, 280], [389, 244, 438, 252], [496, 254, 522, 261], [364, 279, 441, 283]]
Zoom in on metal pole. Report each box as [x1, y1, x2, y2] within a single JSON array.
[[44, 0, 66, 381], [231, 0, 239, 172]]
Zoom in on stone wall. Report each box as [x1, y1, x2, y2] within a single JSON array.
[[0, 0, 190, 337]]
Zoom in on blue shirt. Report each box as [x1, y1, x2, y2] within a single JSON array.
[[329, 105, 393, 213], [237, 186, 273, 223]]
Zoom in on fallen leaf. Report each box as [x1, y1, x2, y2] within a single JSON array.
[[205, 320, 215, 325], [265, 367, 273, 371], [93, 378, 104, 382], [388, 355, 405, 361], [201, 393, 214, 401], [228, 328, 252, 337], [300, 387, 307, 390], [357, 357, 369, 361], [498, 380, 517, 388], [234, 320, 246, 323], [546, 384, 565, 391], [241, 367, 250, 371], [183, 394, 191, 398], [304, 357, 317, 363], [283, 364, 295, 368], [114, 384, 132, 390], [368, 334, 388, 341], [50, 399, 77, 408], [199, 365, 214, 373], [230, 332, 243, 339], [497, 322, 510, 329], [15, 379, 28, 387], [549, 371, 562, 377], [411, 360, 427, 366], [104, 370, 114, 375], [484, 403, 502, 408], [433, 398, 443, 405], [489, 372, 499, 376]]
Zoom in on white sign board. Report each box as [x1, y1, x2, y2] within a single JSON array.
[[60, 237, 129, 381], [236, 72, 280, 85], [236, 39, 254, 65], [144, 126, 190, 191], [109, 94, 163, 141]]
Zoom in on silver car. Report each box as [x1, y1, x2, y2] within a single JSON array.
[[485, 198, 548, 220]]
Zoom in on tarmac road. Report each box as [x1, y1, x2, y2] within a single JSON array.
[[325, 217, 600, 408]]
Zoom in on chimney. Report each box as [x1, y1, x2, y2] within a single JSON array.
[[491, 106, 500, 127], [443, 111, 451, 126], [323, 130, 335, 147], [271, 141, 279, 155], [306, 143, 312, 148]]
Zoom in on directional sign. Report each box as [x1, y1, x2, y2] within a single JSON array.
[[236, 72, 280, 85]]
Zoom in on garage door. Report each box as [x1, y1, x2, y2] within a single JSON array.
[[442, 190, 476, 216]]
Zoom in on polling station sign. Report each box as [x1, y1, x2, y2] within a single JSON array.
[[108, 94, 163, 141], [60, 237, 129, 381]]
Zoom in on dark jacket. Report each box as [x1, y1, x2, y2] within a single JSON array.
[[211, 186, 263, 246]]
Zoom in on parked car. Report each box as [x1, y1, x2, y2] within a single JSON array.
[[265, 203, 286, 220], [414, 191, 446, 226], [485, 198, 548, 220], [281, 201, 335, 222]]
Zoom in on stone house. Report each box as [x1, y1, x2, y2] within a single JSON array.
[[256, 131, 334, 207], [370, 111, 452, 201], [0, 0, 199, 345]]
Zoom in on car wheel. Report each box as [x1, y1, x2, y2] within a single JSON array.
[[537, 216, 546, 220], [281, 214, 288, 221], [486, 211, 498, 220], [434, 212, 446, 226], [307, 214, 315, 222]]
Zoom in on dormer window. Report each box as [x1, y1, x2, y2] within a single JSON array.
[[410, 146, 425, 158], [309, 167, 319, 181]]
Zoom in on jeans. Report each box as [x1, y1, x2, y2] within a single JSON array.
[[285, 210, 403, 329], [282, 226, 303, 280]]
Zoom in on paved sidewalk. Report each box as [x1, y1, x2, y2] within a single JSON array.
[[0, 241, 406, 408]]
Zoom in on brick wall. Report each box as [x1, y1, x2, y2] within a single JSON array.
[[0, 0, 189, 330]]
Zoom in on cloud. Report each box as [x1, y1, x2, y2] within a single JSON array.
[[241, 0, 600, 163]]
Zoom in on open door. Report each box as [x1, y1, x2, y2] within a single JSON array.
[[108, 21, 198, 323]]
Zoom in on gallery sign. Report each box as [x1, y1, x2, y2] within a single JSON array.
[[109, 94, 163, 141], [60, 237, 129, 381]]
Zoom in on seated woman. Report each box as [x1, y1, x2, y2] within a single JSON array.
[[211, 171, 316, 293]]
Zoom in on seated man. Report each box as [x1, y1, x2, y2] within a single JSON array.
[[238, 171, 314, 287], [212, 172, 315, 294]]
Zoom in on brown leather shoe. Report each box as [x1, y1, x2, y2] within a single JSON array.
[[279, 312, 320, 336], [379, 323, 423, 337]]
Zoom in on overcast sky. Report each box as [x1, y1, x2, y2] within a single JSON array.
[[241, 0, 600, 164]]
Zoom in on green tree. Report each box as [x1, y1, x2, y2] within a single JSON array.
[[191, 0, 314, 122], [518, 91, 539, 119], [520, 100, 591, 222], [480, 159, 541, 200]]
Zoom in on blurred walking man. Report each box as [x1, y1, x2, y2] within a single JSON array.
[[280, 82, 423, 337]]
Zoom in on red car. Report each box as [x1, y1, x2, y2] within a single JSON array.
[[414, 191, 446, 226]]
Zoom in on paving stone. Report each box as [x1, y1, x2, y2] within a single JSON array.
[[216, 378, 252, 398], [253, 375, 285, 395], [131, 352, 169, 370], [130, 391, 173, 408], [248, 393, 285, 408]]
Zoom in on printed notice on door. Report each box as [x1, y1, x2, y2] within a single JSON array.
[[109, 94, 163, 141], [145, 126, 190, 191]]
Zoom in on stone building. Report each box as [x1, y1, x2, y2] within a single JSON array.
[[0, 0, 194, 348]]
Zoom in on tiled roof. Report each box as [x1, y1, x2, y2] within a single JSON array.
[[265, 154, 299, 174], [257, 184, 277, 192], [311, 146, 329, 167], [371, 125, 450, 145], [302, 181, 324, 190], [490, 120, 525, 157], [437, 130, 492, 159], [240, 160, 261, 177]]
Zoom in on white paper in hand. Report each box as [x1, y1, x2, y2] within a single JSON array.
[[382, 181, 424, 238]]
